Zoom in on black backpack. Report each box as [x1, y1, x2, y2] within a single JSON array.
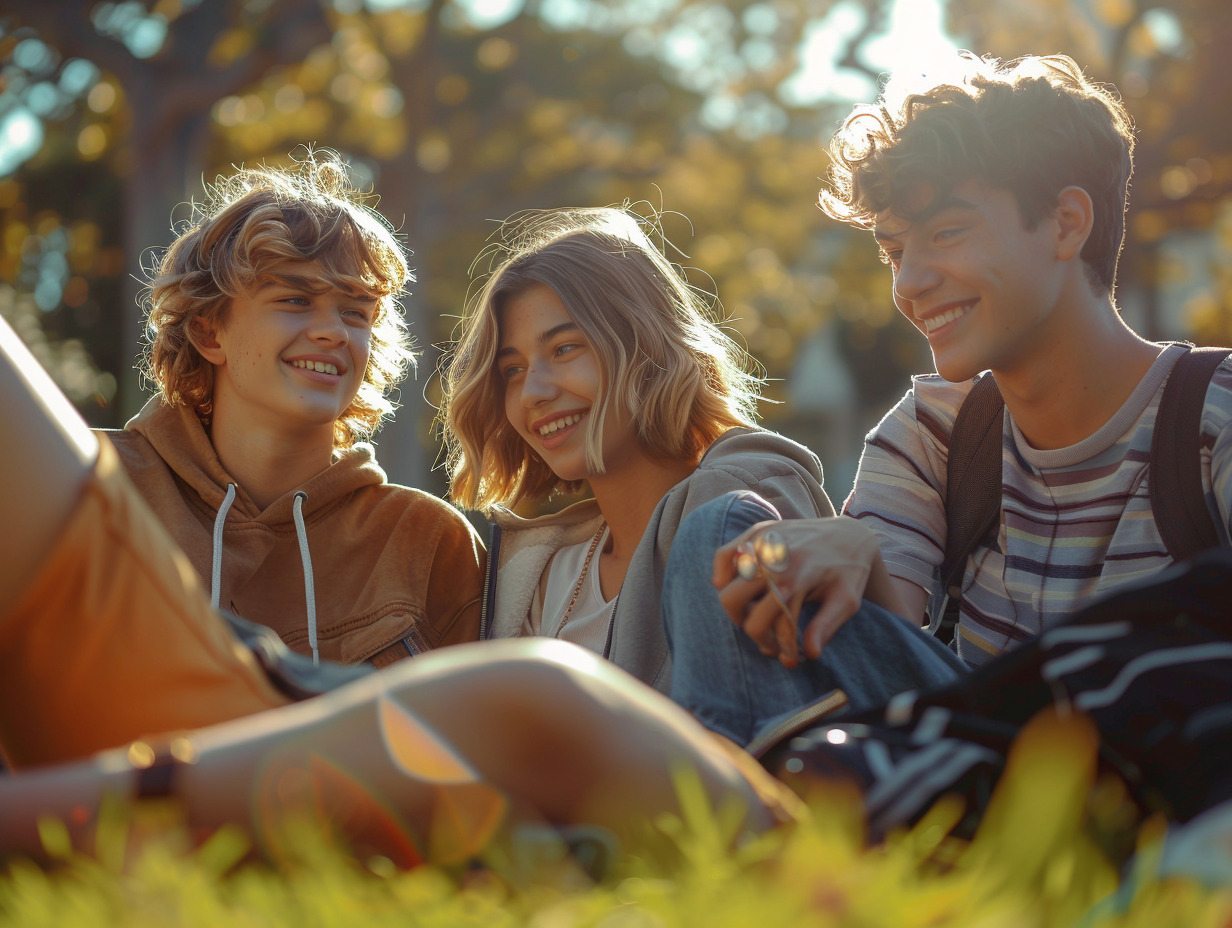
[[937, 345, 1231, 644], [757, 347, 1232, 841], [763, 548, 1232, 842]]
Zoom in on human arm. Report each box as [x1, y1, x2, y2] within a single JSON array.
[[711, 515, 929, 667], [419, 504, 487, 648], [705, 383, 962, 665]]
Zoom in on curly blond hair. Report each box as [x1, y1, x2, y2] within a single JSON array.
[[142, 149, 414, 447], [440, 206, 763, 511]]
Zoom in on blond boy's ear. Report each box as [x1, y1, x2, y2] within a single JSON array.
[[187, 316, 226, 366]]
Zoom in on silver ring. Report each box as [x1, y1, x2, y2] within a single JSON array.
[[754, 529, 789, 573], [735, 543, 759, 581]]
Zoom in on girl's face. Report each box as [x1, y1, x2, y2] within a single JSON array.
[[496, 282, 637, 483]]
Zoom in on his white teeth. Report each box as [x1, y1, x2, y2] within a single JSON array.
[[291, 359, 339, 375], [924, 303, 974, 334], [538, 413, 583, 437]]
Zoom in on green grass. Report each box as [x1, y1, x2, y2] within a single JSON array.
[[4, 711, 1232, 928], [3, 785, 1231, 928]]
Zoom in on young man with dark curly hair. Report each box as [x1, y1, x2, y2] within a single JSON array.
[[665, 53, 1232, 745]]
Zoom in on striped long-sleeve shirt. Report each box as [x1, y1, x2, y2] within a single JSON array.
[[844, 344, 1232, 667]]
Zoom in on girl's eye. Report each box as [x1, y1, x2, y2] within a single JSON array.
[[501, 364, 525, 381], [554, 343, 581, 358]]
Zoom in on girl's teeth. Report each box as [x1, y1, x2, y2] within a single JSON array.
[[539, 413, 583, 436]]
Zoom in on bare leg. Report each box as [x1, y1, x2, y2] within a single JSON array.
[[0, 640, 776, 864], [0, 315, 288, 768], [0, 314, 98, 607]]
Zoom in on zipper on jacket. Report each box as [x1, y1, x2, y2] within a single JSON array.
[[480, 522, 502, 640]]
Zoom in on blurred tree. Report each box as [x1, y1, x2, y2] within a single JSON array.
[[0, 1, 333, 419], [15, 0, 1229, 501], [0, 0, 856, 492]]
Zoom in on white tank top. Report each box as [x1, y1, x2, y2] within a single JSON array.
[[536, 526, 617, 654]]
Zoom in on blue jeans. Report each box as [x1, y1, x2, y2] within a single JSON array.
[[663, 491, 969, 746]]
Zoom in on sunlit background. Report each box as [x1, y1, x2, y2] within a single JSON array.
[[2, 0, 1229, 505]]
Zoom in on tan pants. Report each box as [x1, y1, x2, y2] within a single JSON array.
[[0, 437, 289, 769]]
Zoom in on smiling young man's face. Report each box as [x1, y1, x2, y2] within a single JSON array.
[[203, 259, 377, 439], [873, 177, 1066, 383]]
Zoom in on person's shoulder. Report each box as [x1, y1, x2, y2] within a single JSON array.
[[93, 420, 163, 473], [870, 372, 981, 446], [363, 481, 477, 526], [1202, 353, 1232, 433], [1206, 354, 1232, 402], [702, 426, 820, 467], [693, 426, 825, 486], [905, 372, 980, 415]]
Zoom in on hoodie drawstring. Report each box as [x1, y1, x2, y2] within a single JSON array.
[[210, 484, 237, 610], [292, 491, 319, 666]]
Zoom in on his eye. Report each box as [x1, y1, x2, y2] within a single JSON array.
[[879, 249, 902, 267], [934, 227, 966, 243], [279, 295, 311, 306], [343, 307, 375, 324]]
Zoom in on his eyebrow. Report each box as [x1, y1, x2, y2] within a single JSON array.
[[257, 274, 324, 293], [496, 322, 581, 359], [873, 194, 979, 244], [258, 275, 377, 304]]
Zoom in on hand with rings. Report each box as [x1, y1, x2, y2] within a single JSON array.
[[713, 516, 887, 667]]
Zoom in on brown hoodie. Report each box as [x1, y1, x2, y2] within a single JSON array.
[[101, 398, 484, 667]]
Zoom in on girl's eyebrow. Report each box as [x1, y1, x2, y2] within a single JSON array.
[[496, 322, 581, 358]]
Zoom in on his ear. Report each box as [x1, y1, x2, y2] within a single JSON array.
[[1053, 186, 1094, 262], [187, 316, 226, 365]]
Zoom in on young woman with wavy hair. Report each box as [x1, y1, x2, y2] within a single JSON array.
[[441, 206, 835, 693]]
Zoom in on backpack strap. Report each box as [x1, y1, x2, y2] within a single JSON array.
[[938, 373, 1005, 645], [1149, 346, 1231, 562]]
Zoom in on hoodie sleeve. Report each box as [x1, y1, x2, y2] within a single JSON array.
[[365, 493, 486, 669]]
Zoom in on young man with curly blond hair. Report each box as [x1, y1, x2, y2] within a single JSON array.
[[104, 151, 484, 667]]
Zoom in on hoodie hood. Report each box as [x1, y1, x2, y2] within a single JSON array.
[[124, 397, 385, 525]]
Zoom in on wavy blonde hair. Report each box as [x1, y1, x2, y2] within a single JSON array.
[[142, 149, 414, 447], [440, 206, 763, 512], [821, 53, 1135, 293]]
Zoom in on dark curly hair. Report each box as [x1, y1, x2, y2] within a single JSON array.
[[821, 53, 1135, 294]]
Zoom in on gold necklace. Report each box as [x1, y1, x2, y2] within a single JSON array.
[[556, 522, 620, 656]]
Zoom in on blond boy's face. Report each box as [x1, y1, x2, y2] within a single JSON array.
[[202, 259, 377, 441]]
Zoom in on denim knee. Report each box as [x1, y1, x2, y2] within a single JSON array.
[[676, 490, 782, 555], [663, 491, 782, 642]]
